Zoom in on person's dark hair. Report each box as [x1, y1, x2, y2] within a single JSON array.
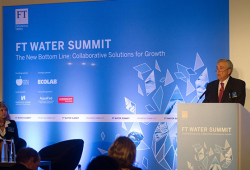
[[86, 155, 119, 170], [0, 102, 10, 120], [217, 59, 233, 75], [108, 136, 136, 169], [16, 147, 40, 164]]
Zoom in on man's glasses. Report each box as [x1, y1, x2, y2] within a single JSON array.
[[216, 68, 228, 72]]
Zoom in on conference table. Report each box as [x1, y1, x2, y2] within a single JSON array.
[[0, 161, 51, 170]]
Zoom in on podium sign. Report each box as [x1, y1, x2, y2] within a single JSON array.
[[177, 103, 250, 170]]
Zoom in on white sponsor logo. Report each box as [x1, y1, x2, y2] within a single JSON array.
[[16, 77, 29, 86], [38, 96, 54, 104], [15, 101, 31, 105], [40, 97, 53, 100], [21, 96, 26, 100], [15, 8, 28, 25], [16, 77, 22, 86], [38, 79, 57, 85]]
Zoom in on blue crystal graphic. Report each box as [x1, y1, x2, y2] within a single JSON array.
[[138, 84, 144, 96], [215, 144, 222, 154], [137, 140, 150, 150], [198, 165, 205, 170], [191, 96, 199, 103], [186, 79, 195, 96], [101, 132, 105, 140], [209, 156, 222, 170], [174, 72, 185, 79], [138, 71, 144, 80], [194, 53, 204, 71], [122, 122, 127, 131], [134, 63, 152, 74], [192, 143, 202, 149], [124, 97, 136, 114], [202, 156, 208, 169], [128, 131, 144, 147], [222, 162, 231, 168], [168, 123, 177, 151], [152, 122, 177, 170], [128, 122, 144, 147], [173, 153, 177, 170], [163, 146, 175, 169], [164, 86, 184, 114], [98, 148, 108, 154], [145, 71, 156, 96], [152, 86, 163, 111], [176, 63, 190, 82], [142, 157, 148, 169], [160, 77, 166, 83], [165, 69, 174, 86], [187, 68, 197, 75], [195, 68, 209, 99], [145, 104, 156, 112], [164, 99, 182, 115], [155, 60, 161, 72]]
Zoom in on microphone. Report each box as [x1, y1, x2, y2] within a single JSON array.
[[197, 90, 206, 103]]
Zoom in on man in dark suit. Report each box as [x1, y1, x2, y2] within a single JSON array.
[[7, 147, 40, 170], [203, 59, 246, 106]]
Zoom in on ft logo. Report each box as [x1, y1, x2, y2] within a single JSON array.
[[182, 111, 188, 118], [15, 8, 28, 24]]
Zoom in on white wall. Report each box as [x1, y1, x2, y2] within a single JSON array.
[[1, 0, 250, 110], [229, 0, 250, 111]]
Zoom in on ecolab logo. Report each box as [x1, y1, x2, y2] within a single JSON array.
[[38, 79, 57, 85], [15, 9, 28, 25]]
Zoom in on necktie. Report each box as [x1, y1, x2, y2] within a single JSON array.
[[218, 83, 224, 103]]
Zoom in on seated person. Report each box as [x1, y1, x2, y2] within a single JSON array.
[[86, 155, 119, 170], [0, 103, 26, 154], [108, 136, 142, 170], [7, 147, 41, 170]]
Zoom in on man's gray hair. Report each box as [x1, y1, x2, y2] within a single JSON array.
[[217, 59, 233, 75]]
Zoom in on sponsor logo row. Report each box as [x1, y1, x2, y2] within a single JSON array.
[[16, 77, 57, 86], [15, 96, 73, 105], [11, 114, 177, 122]]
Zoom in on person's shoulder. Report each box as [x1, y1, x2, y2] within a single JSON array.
[[9, 120, 17, 124], [8, 163, 30, 170], [207, 79, 219, 86], [230, 77, 245, 85], [7, 120, 17, 128]]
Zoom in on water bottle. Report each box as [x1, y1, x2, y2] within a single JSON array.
[[78, 164, 81, 170], [1, 139, 8, 163], [9, 138, 16, 163]]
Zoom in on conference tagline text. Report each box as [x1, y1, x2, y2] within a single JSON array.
[[16, 51, 166, 61]]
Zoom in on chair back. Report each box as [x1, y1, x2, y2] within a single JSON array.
[[39, 139, 84, 170]]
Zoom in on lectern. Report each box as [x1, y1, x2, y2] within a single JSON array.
[[177, 103, 250, 170]]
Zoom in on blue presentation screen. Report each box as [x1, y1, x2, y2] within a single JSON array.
[[3, 0, 229, 169]]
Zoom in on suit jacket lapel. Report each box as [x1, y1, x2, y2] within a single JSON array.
[[213, 80, 220, 102], [221, 76, 232, 103]]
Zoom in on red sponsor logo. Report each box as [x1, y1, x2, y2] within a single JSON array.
[[58, 97, 73, 103]]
